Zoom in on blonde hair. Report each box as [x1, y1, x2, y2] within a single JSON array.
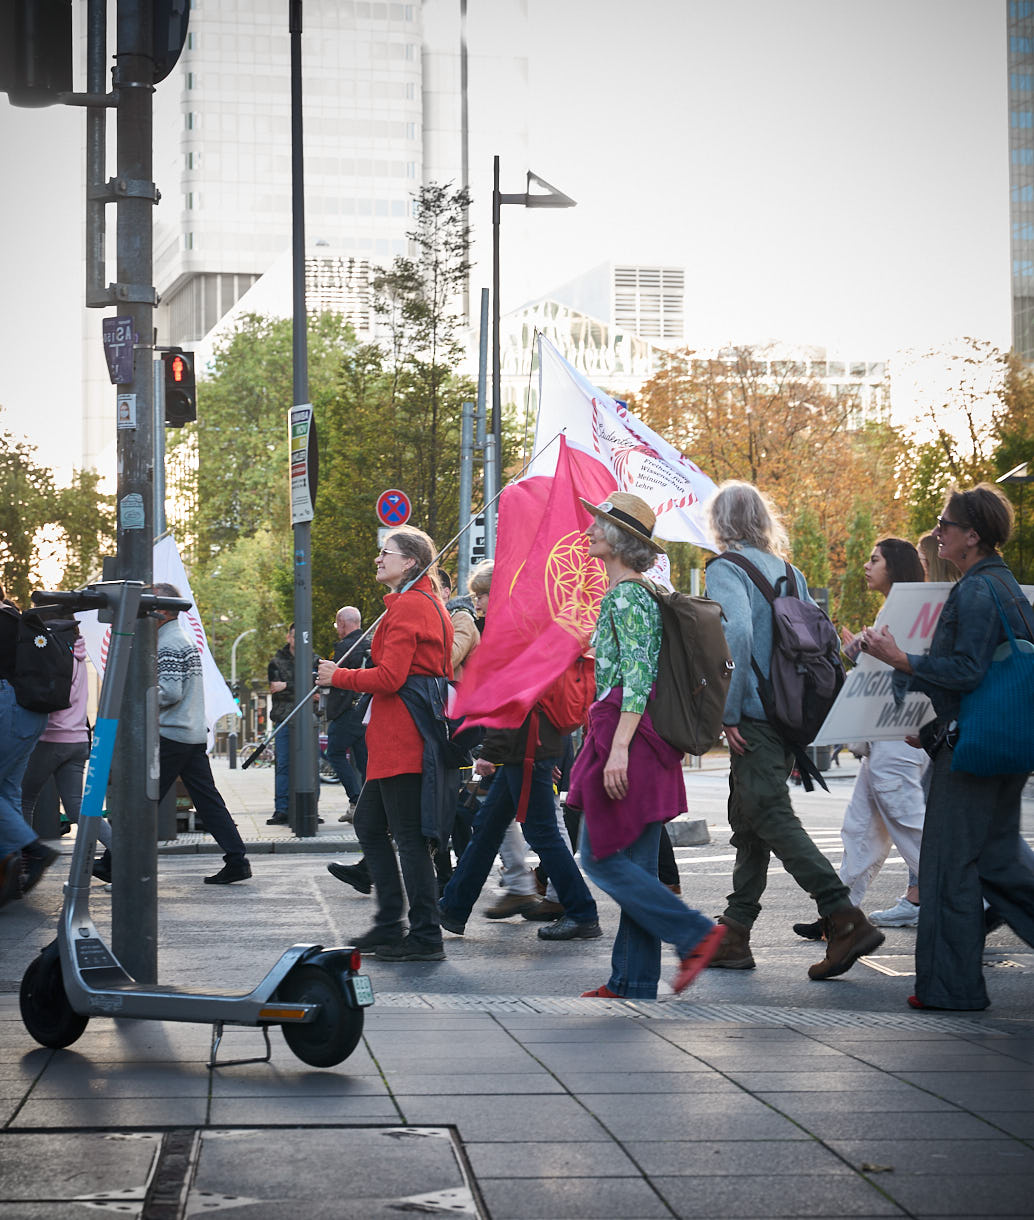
[[467, 559, 494, 596], [387, 524, 443, 596], [708, 481, 789, 557], [917, 531, 959, 583]]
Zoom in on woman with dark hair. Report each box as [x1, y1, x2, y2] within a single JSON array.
[[317, 524, 453, 962], [864, 485, 1034, 1009], [794, 537, 927, 941], [571, 493, 724, 998]]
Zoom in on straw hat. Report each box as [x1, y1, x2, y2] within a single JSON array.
[[579, 492, 666, 553]]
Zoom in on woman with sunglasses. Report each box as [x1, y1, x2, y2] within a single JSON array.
[[862, 485, 1034, 1010], [792, 537, 926, 942], [317, 526, 453, 962]]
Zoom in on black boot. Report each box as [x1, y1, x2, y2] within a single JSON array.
[[92, 848, 112, 884]]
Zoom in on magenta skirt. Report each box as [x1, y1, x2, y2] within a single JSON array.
[[568, 687, 687, 860]]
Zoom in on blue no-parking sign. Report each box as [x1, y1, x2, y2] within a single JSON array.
[[375, 489, 412, 526]]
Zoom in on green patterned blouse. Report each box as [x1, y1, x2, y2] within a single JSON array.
[[592, 580, 662, 713]]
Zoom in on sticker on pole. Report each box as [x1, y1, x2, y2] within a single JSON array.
[[376, 489, 412, 526]]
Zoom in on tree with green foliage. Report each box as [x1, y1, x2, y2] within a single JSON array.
[[0, 413, 114, 606], [373, 182, 471, 539], [791, 507, 830, 591], [992, 353, 1034, 584], [839, 506, 880, 631]]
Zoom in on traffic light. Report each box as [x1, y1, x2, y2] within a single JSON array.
[[162, 350, 197, 427], [0, 0, 73, 108]]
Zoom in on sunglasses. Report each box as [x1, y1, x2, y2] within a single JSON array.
[[377, 548, 404, 558], [936, 517, 966, 532]]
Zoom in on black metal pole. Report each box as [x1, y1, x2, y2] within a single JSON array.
[[110, 0, 158, 983], [289, 0, 318, 836]]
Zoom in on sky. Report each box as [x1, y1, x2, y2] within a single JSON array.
[[0, 0, 1013, 480]]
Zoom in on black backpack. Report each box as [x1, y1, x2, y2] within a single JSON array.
[[1, 605, 77, 714]]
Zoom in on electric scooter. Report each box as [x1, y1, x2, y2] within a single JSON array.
[[18, 581, 374, 1069]]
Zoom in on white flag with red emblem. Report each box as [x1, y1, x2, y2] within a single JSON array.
[[529, 336, 717, 550]]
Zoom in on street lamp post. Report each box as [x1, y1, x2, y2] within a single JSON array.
[[997, 460, 1034, 582], [229, 627, 257, 768], [490, 158, 576, 546]]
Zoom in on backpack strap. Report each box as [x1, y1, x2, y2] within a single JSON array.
[[415, 588, 453, 679], [709, 552, 778, 603]]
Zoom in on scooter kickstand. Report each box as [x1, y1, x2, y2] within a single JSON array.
[[207, 1021, 273, 1070]]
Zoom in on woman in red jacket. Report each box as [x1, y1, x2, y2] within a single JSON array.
[[317, 526, 453, 962]]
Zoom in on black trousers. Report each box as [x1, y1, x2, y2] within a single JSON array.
[[159, 737, 247, 865]]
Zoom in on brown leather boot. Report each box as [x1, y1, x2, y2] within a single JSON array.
[[808, 906, 885, 980], [706, 915, 756, 969]]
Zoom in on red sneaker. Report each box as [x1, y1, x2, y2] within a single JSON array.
[[580, 985, 620, 998], [672, 925, 728, 994]]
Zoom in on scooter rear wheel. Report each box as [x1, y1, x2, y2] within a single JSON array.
[[20, 943, 89, 1050], [278, 964, 364, 1068]]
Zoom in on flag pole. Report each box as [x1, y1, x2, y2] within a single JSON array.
[[240, 429, 566, 769]]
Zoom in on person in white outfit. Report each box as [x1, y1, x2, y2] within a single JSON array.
[[794, 537, 927, 939]]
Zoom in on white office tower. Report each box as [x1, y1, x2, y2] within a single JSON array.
[[79, 0, 530, 476], [153, 1, 425, 346]]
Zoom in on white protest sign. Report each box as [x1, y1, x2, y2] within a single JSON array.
[[813, 583, 948, 746], [814, 580, 1034, 745]]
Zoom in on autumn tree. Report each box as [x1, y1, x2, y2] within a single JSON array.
[[839, 507, 881, 630], [373, 182, 472, 538]]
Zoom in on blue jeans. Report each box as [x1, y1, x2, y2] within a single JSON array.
[[325, 715, 367, 802], [442, 759, 597, 924], [581, 820, 712, 999], [0, 680, 47, 856], [273, 722, 289, 814]]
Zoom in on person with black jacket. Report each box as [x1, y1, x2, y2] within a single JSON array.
[[325, 606, 371, 822], [266, 625, 296, 827]]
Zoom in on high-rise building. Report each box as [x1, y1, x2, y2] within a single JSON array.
[[1008, 0, 1034, 359], [81, 0, 530, 476]]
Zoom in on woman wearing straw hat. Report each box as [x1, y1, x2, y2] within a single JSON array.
[[570, 493, 726, 998]]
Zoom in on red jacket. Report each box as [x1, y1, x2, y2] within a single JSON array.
[[329, 575, 453, 779]]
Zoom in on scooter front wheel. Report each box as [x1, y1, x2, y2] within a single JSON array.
[[20, 943, 89, 1050], [277, 965, 364, 1068]]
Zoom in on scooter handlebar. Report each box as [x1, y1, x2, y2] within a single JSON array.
[[31, 587, 193, 617]]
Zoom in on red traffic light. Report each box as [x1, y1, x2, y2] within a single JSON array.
[[170, 354, 186, 383]]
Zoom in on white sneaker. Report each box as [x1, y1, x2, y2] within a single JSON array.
[[869, 896, 919, 927]]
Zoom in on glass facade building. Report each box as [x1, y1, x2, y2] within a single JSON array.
[[1009, 1, 1034, 359]]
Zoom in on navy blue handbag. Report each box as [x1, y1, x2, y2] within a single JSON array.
[[951, 578, 1034, 776]]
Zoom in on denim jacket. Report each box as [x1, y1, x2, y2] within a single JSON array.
[[898, 555, 1034, 722]]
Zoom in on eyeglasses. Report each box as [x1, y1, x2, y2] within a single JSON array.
[[377, 548, 404, 558], [936, 517, 965, 532]]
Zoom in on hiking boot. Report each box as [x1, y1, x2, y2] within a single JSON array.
[[327, 859, 372, 894], [484, 892, 540, 919], [352, 926, 406, 954], [537, 916, 603, 941], [21, 841, 60, 896], [706, 915, 756, 969], [522, 898, 566, 921], [808, 906, 885, 980], [375, 935, 446, 962], [792, 918, 824, 941], [204, 860, 252, 885]]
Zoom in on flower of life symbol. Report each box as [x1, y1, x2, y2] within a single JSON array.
[[545, 531, 607, 640]]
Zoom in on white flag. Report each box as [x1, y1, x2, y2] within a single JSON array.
[[77, 535, 240, 736], [530, 336, 718, 550]]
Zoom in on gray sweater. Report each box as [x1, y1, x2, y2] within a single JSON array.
[[704, 544, 814, 725], [157, 617, 207, 744]]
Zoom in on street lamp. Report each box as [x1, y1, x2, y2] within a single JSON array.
[[997, 460, 1034, 581], [490, 157, 576, 547]]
